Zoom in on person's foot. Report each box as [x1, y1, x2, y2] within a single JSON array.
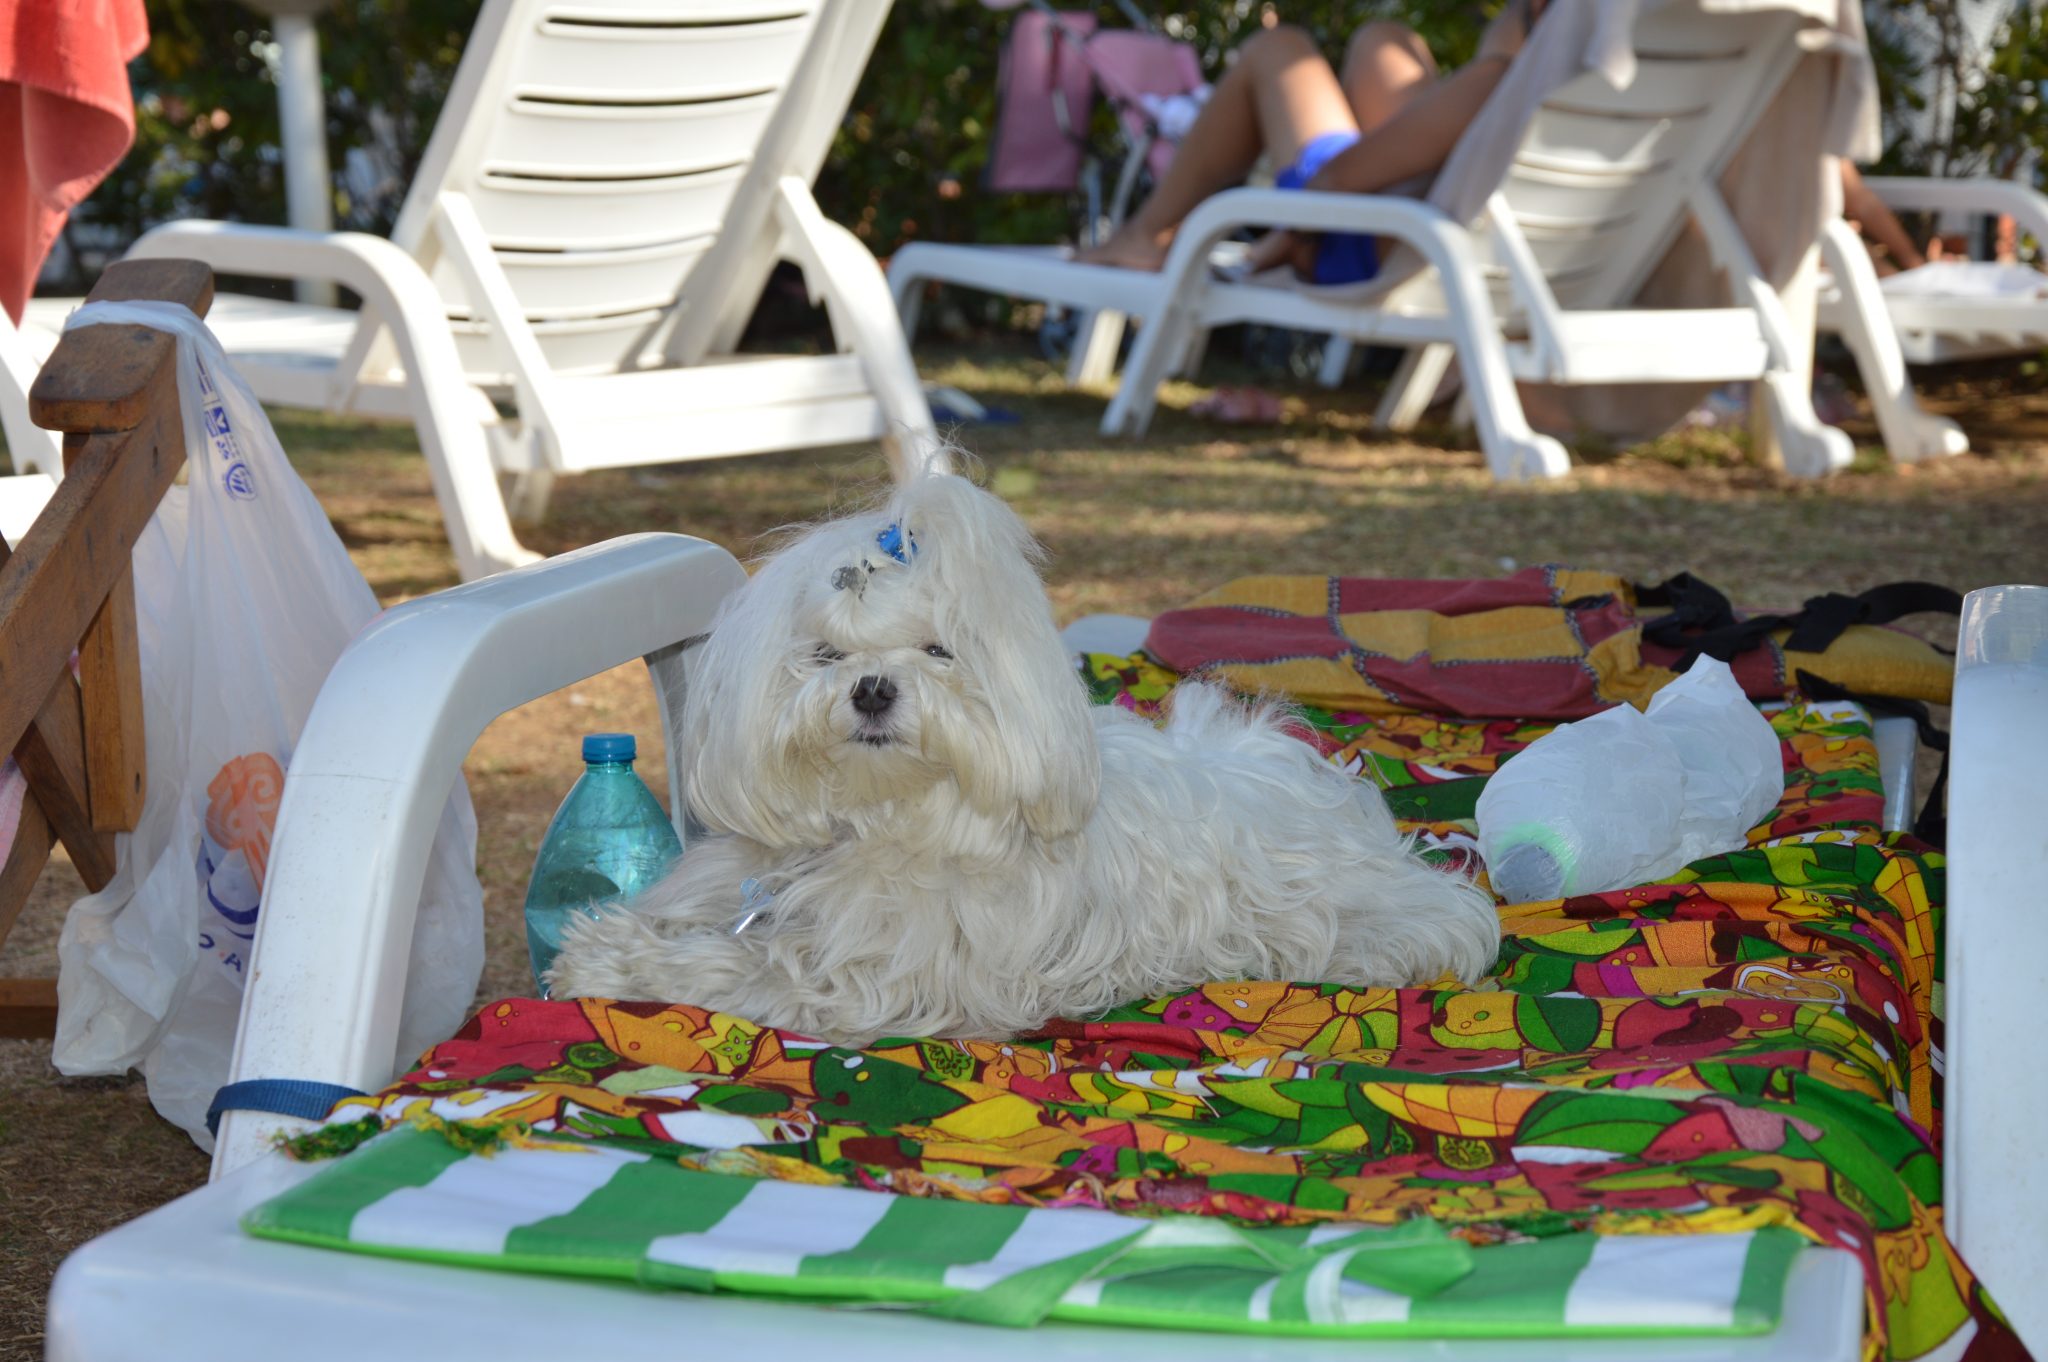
[[1190, 386, 1286, 424], [1075, 226, 1171, 271], [1241, 229, 1299, 275]]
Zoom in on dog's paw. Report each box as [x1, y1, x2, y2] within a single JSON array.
[[1447, 878, 1505, 984], [544, 910, 650, 1000]]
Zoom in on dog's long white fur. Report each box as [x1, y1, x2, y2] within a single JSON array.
[[550, 473, 1500, 1045]]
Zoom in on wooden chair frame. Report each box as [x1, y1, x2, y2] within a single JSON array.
[[0, 259, 214, 1038]]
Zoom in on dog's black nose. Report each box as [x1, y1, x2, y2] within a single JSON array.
[[851, 674, 897, 715]]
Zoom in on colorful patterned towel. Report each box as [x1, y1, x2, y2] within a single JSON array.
[[251, 658, 2020, 1362], [1142, 568, 1954, 717]]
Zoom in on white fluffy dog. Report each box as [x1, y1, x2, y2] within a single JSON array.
[[550, 474, 1499, 1045]]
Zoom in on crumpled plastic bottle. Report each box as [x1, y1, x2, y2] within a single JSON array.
[[1476, 658, 1784, 902]]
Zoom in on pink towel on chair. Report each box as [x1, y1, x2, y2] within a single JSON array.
[[0, 0, 149, 324]]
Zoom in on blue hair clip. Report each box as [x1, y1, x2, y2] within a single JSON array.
[[875, 522, 915, 563]]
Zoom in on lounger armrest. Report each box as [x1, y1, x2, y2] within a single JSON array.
[[211, 533, 746, 1178], [1157, 189, 1525, 356], [126, 221, 446, 310], [1163, 188, 1477, 279], [1857, 177, 2048, 245], [126, 221, 542, 582], [1944, 583, 2048, 1351]]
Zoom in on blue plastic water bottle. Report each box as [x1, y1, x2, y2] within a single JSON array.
[[523, 733, 684, 993]]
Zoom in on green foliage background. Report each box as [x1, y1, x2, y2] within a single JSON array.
[[59, 0, 2048, 290]]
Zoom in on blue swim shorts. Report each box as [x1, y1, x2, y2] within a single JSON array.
[[1274, 130, 1380, 287]]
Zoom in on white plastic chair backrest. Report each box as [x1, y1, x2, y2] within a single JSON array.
[[1452, 0, 1806, 317], [385, 0, 890, 380]]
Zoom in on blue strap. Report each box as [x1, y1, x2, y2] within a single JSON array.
[[207, 1078, 367, 1137]]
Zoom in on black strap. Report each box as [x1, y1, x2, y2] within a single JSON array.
[[1795, 669, 1949, 847], [1778, 582, 1963, 654], [1637, 575, 1962, 673], [1635, 572, 1739, 628], [1637, 573, 1781, 666]]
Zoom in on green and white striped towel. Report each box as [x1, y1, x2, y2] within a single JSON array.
[[246, 1129, 1802, 1337]]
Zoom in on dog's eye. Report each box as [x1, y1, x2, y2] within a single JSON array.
[[923, 643, 954, 660], [813, 644, 846, 665]]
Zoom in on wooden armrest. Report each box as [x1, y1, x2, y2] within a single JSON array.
[[29, 259, 214, 433], [0, 260, 217, 1039]]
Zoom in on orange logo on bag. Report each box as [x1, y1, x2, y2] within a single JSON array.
[[205, 753, 285, 891]]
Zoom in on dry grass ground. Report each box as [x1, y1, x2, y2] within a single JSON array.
[[3, 343, 2046, 1357]]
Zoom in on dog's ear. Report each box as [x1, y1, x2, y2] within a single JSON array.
[[899, 475, 1102, 839], [946, 625, 1100, 840], [680, 543, 839, 848]]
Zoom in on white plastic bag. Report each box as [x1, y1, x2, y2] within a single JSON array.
[[1643, 657, 1785, 865], [50, 301, 484, 1151], [1476, 658, 1784, 902]]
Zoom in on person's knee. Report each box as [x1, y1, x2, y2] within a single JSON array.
[[1243, 22, 1319, 66], [1343, 21, 1431, 77]]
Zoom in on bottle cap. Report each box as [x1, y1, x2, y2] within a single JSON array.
[[582, 732, 636, 763], [1490, 841, 1567, 902]]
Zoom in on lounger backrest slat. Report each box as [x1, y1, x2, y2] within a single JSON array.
[[386, 0, 869, 379], [1479, 0, 1805, 314], [483, 93, 782, 180]]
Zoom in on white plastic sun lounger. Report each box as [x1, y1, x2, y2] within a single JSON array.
[[891, 0, 1885, 483], [22, 269, 2040, 1348], [1819, 176, 2048, 366], [41, 518, 2048, 1357], [1816, 176, 2048, 455], [25, 278, 2044, 1354], [95, 0, 940, 582]]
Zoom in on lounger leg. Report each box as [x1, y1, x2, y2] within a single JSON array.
[[775, 180, 946, 479], [1751, 250, 1856, 479], [1099, 236, 1222, 437], [1372, 344, 1453, 432], [1421, 250, 1567, 480], [1688, 187, 1854, 479], [1818, 220, 1968, 463], [1066, 310, 1126, 386], [360, 284, 540, 579], [1753, 379, 1856, 477], [402, 384, 543, 579], [1318, 336, 1355, 389], [1174, 324, 1210, 380], [1453, 339, 1569, 480], [504, 469, 556, 524], [892, 271, 926, 344], [1101, 313, 1184, 437], [481, 422, 559, 526]]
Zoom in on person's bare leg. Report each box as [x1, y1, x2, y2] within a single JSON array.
[[1841, 161, 1925, 272], [1341, 21, 1438, 134], [1238, 21, 1440, 275], [1304, 0, 1543, 196], [1077, 24, 1355, 269]]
